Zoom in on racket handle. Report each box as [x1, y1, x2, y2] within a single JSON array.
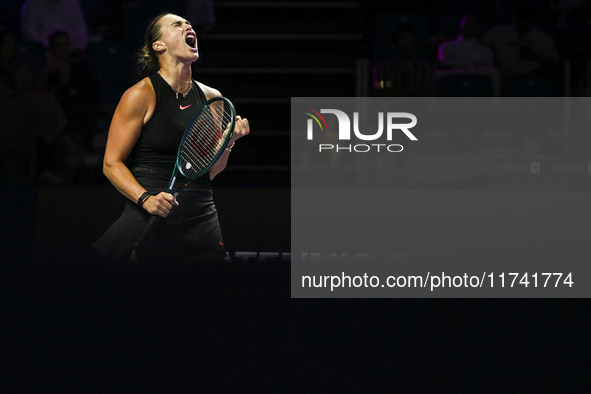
[[134, 182, 189, 251], [173, 182, 189, 198]]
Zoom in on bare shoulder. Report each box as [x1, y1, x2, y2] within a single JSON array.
[[122, 77, 155, 106], [116, 77, 156, 120], [196, 81, 222, 100]]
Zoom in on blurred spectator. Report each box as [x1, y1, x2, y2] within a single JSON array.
[[20, 0, 89, 55], [438, 15, 494, 69], [38, 29, 98, 147], [36, 28, 102, 182], [372, 24, 435, 97], [483, 1, 560, 76], [0, 26, 67, 183], [0, 28, 34, 100], [371, 24, 433, 184]]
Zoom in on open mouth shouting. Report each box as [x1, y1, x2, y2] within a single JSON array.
[[185, 31, 198, 52]]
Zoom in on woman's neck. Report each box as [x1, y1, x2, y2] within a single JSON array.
[[160, 61, 192, 78], [158, 65, 192, 91]]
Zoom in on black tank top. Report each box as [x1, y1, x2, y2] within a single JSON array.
[[129, 73, 211, 189]]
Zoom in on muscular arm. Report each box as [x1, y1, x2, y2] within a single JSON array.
[[103, 78, 177, 217]]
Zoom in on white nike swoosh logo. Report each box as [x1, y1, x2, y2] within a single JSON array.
[[180, 104, 192, 110]]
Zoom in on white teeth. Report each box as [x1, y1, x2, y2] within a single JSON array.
[[185, 35, 196, 48]]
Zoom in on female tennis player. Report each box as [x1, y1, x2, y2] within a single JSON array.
[[93, 13, 249, 263]]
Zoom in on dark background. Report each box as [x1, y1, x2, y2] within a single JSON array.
[[1, 0, 589, 390]]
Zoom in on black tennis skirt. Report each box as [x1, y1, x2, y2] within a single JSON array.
[[92, 167, 225, 263]]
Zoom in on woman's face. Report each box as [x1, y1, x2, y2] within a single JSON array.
[[153, 14, 199, 64]]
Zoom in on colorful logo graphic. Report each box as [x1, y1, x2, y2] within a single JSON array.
[[303, 107, 329, 133], [303, 107, 418, 153]]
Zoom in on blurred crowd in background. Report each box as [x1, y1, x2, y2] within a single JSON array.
[[370, 0, 590, 98], [1, 0, 590, 186], [0, 0, 216, 185]]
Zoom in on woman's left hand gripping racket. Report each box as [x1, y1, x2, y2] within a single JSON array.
[[134, 96, 236, 250]]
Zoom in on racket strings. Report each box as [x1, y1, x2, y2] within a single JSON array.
[[178, 101, 232, 178]]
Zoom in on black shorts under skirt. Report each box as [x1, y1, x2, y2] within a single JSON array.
[[92, 175, 225, 263]]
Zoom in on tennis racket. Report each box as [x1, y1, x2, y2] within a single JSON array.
[[134, 96, 236, 249]]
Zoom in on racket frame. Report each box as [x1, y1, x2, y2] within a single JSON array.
[[166, 96, 236, 194], [134, 96, 236, 250]]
